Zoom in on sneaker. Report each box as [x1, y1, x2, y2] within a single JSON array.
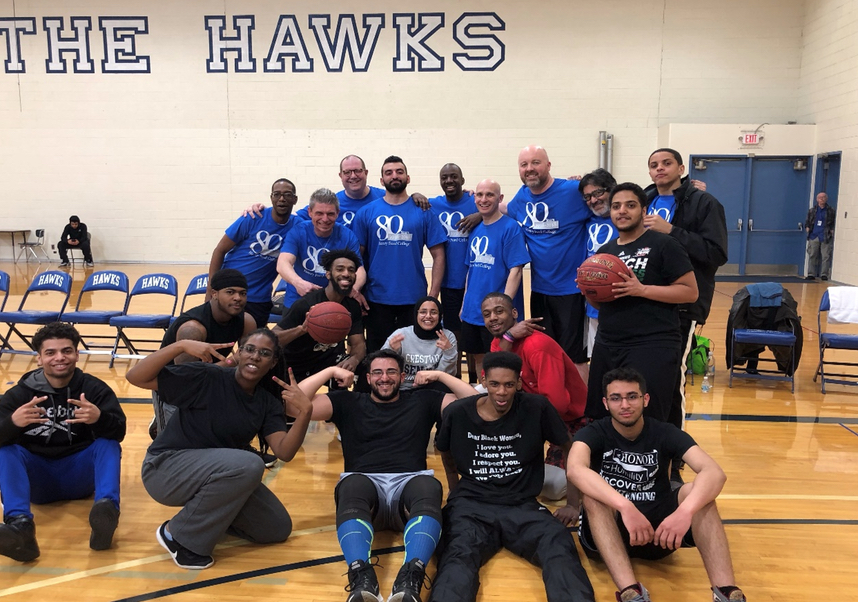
[[261, 451, 278, 468], [670, 460, 685, 490], [616, 583, 651, 602], [85, 261, 94, 267], [148, 416, 159, 441], [821, 275, 829, 281], [388, 558, 430, 602], [805, 275, 814, 280], [0, 515, 40, 562], [344, 558, 383, 602], [156, 521, 214, 569], [89, 498, 120, 550], [713, 586, 746, 602], [58, 261, 70, 268]]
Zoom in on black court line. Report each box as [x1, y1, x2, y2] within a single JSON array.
[[840, 423, 858, 437], [112, 545, 402, 602], [686, 413, 858, 424], [111, 517, 858, 601]]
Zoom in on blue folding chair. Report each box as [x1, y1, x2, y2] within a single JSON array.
[[109, 273, 178, 367], [179, 274, 209, 314], [814, 287, 858, 393], [0, 271, 9, 312], [60, 270, 130, 356], [0, 270, 73, 356], [268, 279, 288, 324]]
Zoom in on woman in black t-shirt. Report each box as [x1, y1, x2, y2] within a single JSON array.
[[127, 329, 313, 570]]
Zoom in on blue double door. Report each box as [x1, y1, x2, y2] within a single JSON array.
[[689, 155, 817, 276]]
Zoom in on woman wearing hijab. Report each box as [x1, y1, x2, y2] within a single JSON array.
[[382, 296, 458, 390]]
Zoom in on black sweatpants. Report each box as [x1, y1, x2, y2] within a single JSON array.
[[429, 497, 595, 602]]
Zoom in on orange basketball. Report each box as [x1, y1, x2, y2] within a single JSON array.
[[306, 302, 352, 345], [577, 253, 632, 303]]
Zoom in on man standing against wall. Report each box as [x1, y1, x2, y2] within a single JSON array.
[[805, 192, 835, 281], [506, 145, 592, 377], [352, 156, 447, 352]]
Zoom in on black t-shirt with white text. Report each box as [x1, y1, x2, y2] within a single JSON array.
[[328, 388, 443, 473], [574, 416, 696, 510], [148, 363, 289, 456], [436, 392, 570, 506], [597, 229, 693, 346]]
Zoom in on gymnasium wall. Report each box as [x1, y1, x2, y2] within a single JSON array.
[[799, 0, 858, 284], [0, 0, 809, 263]]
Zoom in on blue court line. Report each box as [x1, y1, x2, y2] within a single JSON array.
[[686, 413, 858, 424], [840, 423, 858, 437], [111, 545, 403, 602]]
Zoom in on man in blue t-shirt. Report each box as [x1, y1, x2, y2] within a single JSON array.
[[460, 179, 530, 378], [804, 192, 835, 280], [352, 155, 447, 353], [505, 145, 592, 375], [277, 188, 366, 310], [208, 178, 304, 327], [428, 163, 477, 363], [579, 169, 620, 360], [294, 155, 430, 228]]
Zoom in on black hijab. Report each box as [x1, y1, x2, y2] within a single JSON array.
[[412, 296, 443, 341]]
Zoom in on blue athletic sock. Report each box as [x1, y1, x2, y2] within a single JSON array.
[[337, 519, 374, 565], [403, 515, 441, 564]]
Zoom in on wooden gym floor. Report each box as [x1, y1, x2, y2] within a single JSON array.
[[0, 260, 856, 601]]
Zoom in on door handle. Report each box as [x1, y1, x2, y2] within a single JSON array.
[[737, 218, 743, 231], [749, 219, 754, 231]]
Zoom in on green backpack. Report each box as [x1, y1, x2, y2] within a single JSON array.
[[687, 334, 711, 375]]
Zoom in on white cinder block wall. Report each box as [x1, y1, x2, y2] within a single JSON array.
[[799, 0, 858, 284], [0, 0, 832, 267]]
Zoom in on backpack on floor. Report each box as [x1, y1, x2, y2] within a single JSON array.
[[687, 334, 711, 375]]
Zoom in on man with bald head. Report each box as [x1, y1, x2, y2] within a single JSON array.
[[460, 179, 530, 377], [506, 146, 592, 374], [429, 163, 478, 363]]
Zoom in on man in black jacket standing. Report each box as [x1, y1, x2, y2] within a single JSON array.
[[0, 322, 126, 561], [643, 149, 728, 473]]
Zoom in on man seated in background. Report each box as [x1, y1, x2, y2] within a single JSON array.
[[58, 215, 93, 267]]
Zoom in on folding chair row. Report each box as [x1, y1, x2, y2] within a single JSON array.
[[815, 287, 858, 393], [0, 270, 74, 355]]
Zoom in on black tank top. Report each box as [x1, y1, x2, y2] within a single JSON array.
[[160, 302, 245, 360]]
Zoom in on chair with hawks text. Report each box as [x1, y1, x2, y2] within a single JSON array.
[[60, 270, 130, 356], [727, 282, 802, 393], [814, 286, 858, 393], [0, 270, 73, 356], [172, 274, 209, 324], [109, 273, 177, 367]]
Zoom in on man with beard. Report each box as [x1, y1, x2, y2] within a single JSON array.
[[578, 169, 619, 361], [208, 178, 305, 327], [568, 368, 746, 602], [506, 145, 592, 378], [273, 249, 366, 380], [0, 322, 126, 561], [150, 269, 256, 437], [428, 163, 477, 374], [277, 188, 367, 312], [299, 349, 475, 602], [352, 156, 447, 352], [582, 183, 698, 423]]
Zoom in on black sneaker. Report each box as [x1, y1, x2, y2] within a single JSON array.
[[148, 416, 158, 441], [713, 586, 746, 602], [821, 275, 829, 281], [156, 521, 214, 569], [89, 498, 120, 550], [58, 261, 70, 268], [261, 452, 278, 468], [669, 460, 685, 490], [0, 515, 40, 562], [344, 558, 383, 602], [388, 558, 430, 602]]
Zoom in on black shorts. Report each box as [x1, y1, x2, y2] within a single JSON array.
[[578, 488, 696, 561], [530, 292, 587, 364], [440, 287, 465, 332], [459, 321, 493, 354]]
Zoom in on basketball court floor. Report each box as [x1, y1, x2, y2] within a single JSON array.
[[0, 260, 855, 601]]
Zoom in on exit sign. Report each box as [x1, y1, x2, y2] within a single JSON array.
[[743, 133, 760, 145]]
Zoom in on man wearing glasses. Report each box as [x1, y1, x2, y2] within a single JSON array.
[[568, 368, 746, 602], [208, 178, 305, 327]]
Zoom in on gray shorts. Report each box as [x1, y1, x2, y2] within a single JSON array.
[[339, 470, 434, 531]]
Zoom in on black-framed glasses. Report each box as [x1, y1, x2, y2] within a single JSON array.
[[607, 393, 641, 402], [240, 344, 275, 359], [341, 169, 366, 176], [271, 192, 297, 200], [583, 188, 608, 201]]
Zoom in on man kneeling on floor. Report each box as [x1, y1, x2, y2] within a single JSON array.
[[0, 322, 126, 561], [567, 367, 746, 602], [425, 351, 595, 602]]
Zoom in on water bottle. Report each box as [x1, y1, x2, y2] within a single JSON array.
[[701, 374, 711, 393]]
